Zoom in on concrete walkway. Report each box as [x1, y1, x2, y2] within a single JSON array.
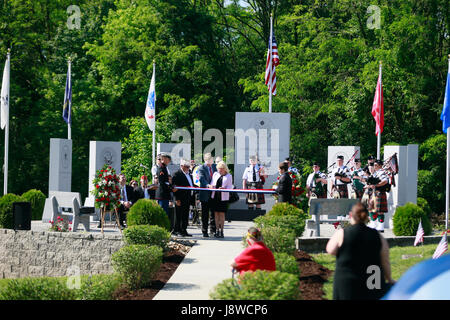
[[153, 221, 253, 300]]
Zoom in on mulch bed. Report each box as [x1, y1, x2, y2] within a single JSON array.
[[294, 250, 333, 300], [113, 241, 193, 300]]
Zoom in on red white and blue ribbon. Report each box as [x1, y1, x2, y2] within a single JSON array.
[[174, 186, 277, 194]]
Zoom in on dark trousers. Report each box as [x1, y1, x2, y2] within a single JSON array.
[[118, 205, 128, 227], [201, 200, 216, 234], [174, 200, 190, 233]]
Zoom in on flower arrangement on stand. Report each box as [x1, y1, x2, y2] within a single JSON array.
[[49, 215, 72, 232], [91, 164, 122, 233]]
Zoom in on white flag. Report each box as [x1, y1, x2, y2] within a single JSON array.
[[0, 53, 10, 130], [145, 64, 156, 132]]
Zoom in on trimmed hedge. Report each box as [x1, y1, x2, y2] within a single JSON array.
[[21, 189, 46, 221], [111, 244, 163, 290], [210, 270, 300, 300], [274, 252, 300, 278], [126, 199, 170, 230], [393, 202, 432, 236], [0, 274, 122, 300], [261, 226, 297, 255], [0, 193, 26, 229], [123, 224, 171, 251], [254, 214, 306, 238]]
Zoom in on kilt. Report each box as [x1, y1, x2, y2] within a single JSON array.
[[374, 190, 388, 214], [245, 181, 265, 205], [336, 184, 348, 199]]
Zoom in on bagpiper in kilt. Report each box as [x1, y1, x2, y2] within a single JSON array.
[[351, 159, 365, 199], [331, 155, 351, 199], [368, 160, 390, 232], [242, 156, 266, 209], [306, 162, 328, 199]]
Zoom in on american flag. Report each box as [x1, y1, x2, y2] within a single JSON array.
[[432, 232, 448, 259], [265, 22, 279, 95], [414, 219, 424, 246]]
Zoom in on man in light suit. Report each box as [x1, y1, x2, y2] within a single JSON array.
[[198, 153, 217, 237]]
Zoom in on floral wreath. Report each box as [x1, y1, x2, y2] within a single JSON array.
[[91, 164, 121, 211]]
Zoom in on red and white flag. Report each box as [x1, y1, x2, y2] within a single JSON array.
[[432, 232, 448, 259], [371, 64, 384, 136], [414, 219, 424, 246], [265, 19, 279, 96]]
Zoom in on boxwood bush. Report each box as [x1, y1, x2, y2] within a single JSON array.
[[111, 244, 163, 290], [0, 277, 76, 300], [264, 202, 310, 237], [78, 274, 123, 300], [254, 214, 306, 238], [261, 226, 297, 255], [126, 199, 170, 230], [210, 270, 300, 300], [0, 193, 26, 229], [393, 202, 432, 236], [274, 252, 300, 278], [123, 225, 171, 251], [21, 189, 46, 221]]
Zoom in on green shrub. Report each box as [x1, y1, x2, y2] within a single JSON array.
[[0, 193, 26, 229], [261, 226, 296, 255], [393, 202, 432, 236], [263, 202, 310, 237], [210, 270, 300, 300], [0, 277, 77, 300], [416, 197, 432, 219], [123, 225, 171, 251], [78, 274, 123, 300], [111, 244, 163, 290], [126, 199, 170, 230], [254, 214, 306, 238], [21, 189, 46, 221], [274, 252, 300, 278]]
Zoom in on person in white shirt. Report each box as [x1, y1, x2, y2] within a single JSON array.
[[330, 155, 351, 198], [242, 155, 267, 210], [306, 162, 328, 199]]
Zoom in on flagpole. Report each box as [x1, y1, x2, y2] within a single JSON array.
[[67, 58, 72, 140], [377, 61, 382, 160], [152, 60, 156, 168], [3, 48, 10, 195], [268, 14, 273, 113], [446, 54, 450, 232]]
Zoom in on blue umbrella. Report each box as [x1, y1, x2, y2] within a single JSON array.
[[383, 254, 450, 300]]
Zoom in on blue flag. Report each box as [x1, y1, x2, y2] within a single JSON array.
[[63, 62, 72, 124], [441, 60, 450, 133]]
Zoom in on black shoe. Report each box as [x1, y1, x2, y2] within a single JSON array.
[[219, 230, 224, 238], [172, 231, 180, 236], [214, 231, 220, 238], [97, 223, 102, 228], [181, 232, 192, 237], [248, 207, 254, 210], [203, 232, 209, 238]]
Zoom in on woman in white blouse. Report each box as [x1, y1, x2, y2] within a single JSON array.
[[208, 161, 233, 238]]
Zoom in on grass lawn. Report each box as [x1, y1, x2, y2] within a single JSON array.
[[311, 243, 446, 300]]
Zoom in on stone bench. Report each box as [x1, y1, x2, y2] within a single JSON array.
[[41, 191, 95, 232], [307, 198, 359, 237]]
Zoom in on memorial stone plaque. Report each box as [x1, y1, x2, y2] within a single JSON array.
[[233, 112, 290, 211], [84, 141, 121, 208], [48, 138, 72, 193]]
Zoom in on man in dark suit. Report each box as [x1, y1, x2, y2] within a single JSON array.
[[136, 175, 158, 200], [155, 153, 173, 221], [198, 153, 217, 237], [172, 159, 194, 237], [276, 162, 292, 204], [117, 173, 138, 228]]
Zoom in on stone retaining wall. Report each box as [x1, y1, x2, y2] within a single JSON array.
[[0, 229, 124, 279], [296, 235, 444, 253]]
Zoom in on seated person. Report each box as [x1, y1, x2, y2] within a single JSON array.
[[231, 227, 276, 276]]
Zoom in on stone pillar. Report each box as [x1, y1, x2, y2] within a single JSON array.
[[157, 143, 191, 176], [48, 138, 72, 193], [84, 141, 121, 208], [384, 144, 418, 229]]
